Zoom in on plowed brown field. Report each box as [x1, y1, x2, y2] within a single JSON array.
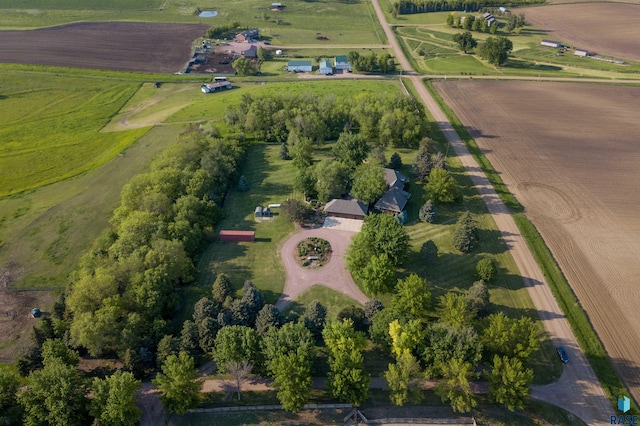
[[0, 22, 209, 72], [434, 80, 640, 404], [520, 3, 640, 61]]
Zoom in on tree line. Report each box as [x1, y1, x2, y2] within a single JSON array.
[[60, 127, 246, 362], [225, 92, 427, 148], [392, 0, 542, 15], [347, 51, 397, 74]]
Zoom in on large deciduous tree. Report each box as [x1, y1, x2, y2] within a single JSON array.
[[41, 338, 79, 367], [18, 359, 89, 426], [360, 253, 396, 295], [314, 160, 350, 202], [369, 308, 407, 351], [453, 31, 477, 53], [153, 352, 202, 415], [479, 36, 514, 66], [263, 322, 315, 412], [435, 357, 477, 413], [350, 162, 387, 204], [385, 350, 423, 406], [233, 57, 258, 76], [346, 214, 410, 282], [425, 168, 458, 204], [337, 305, 368, 333], [322, 320, 370, 406], [438, 292, 474, 330], [0, 368, 22, 425], [213, 326, 262, 372], [392, 274, 431, 320], [423, 323, 482, 378], [90, 371, 141, 426], [488, 355, 534, 411], [482, 312, 539, 361], [332, 132, 369, 170]]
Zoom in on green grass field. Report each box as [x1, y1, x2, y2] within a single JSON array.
[[166, 79, 404, 123], [0, 0, 386, 46], [285, 285, 361, 320], [391, 17, 640, 78], [0, 73, 149, 196], [0, 126, 183, 289]]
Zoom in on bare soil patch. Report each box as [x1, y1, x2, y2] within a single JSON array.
[[520, 3, 640, 61], [188, 48, 237, 75], [0, 22, 209, 72], [434, 80, 640, 405], [0, 287, 56, 359]]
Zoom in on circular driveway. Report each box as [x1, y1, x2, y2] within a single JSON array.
[[275, 227, 369, 310]]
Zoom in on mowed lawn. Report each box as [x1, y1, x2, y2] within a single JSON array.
[[194, 143, 298, 306], [0, 73, 148, 196], [0, 0, 385, 45], [383, 105, 561, 383]]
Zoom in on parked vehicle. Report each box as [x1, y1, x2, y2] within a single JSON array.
[[556, 346, 569, 364]]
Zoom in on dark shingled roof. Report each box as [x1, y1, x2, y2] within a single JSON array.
[[383, 168, 408, 189], [374, 188, 411, 213], [324, 198, 368, 217]]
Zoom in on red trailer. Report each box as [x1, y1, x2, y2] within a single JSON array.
[[219, 230, 255, 242]]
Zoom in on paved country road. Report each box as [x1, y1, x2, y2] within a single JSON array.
[[369, 0, 613, 423]]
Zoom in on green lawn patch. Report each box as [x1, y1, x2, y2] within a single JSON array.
[[0, 73, 148, 196], [285, 285, 362, 321], [0, 126, 183, 290], [193, 143, 297, 306]]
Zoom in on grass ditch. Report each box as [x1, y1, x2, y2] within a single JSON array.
[[514, 214, 637, 413], [423, 79, 523, 212]]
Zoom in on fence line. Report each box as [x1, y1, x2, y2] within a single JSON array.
[[188, 402, 352, 414]]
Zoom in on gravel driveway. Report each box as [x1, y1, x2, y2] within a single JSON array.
[[275, 227, 369, 310]]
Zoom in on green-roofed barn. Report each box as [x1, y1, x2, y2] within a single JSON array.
[[286, 60, 312, 72]]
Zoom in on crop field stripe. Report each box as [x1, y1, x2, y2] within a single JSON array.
[[514, 213, 637, 411], [424, 80, 523, 211]]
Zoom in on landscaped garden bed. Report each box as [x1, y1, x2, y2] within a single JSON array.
[[296, 237, 332, 268]]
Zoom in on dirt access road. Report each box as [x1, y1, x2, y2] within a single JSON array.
[[370, 0, 612, 423], [275, 227, 368, 310]]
